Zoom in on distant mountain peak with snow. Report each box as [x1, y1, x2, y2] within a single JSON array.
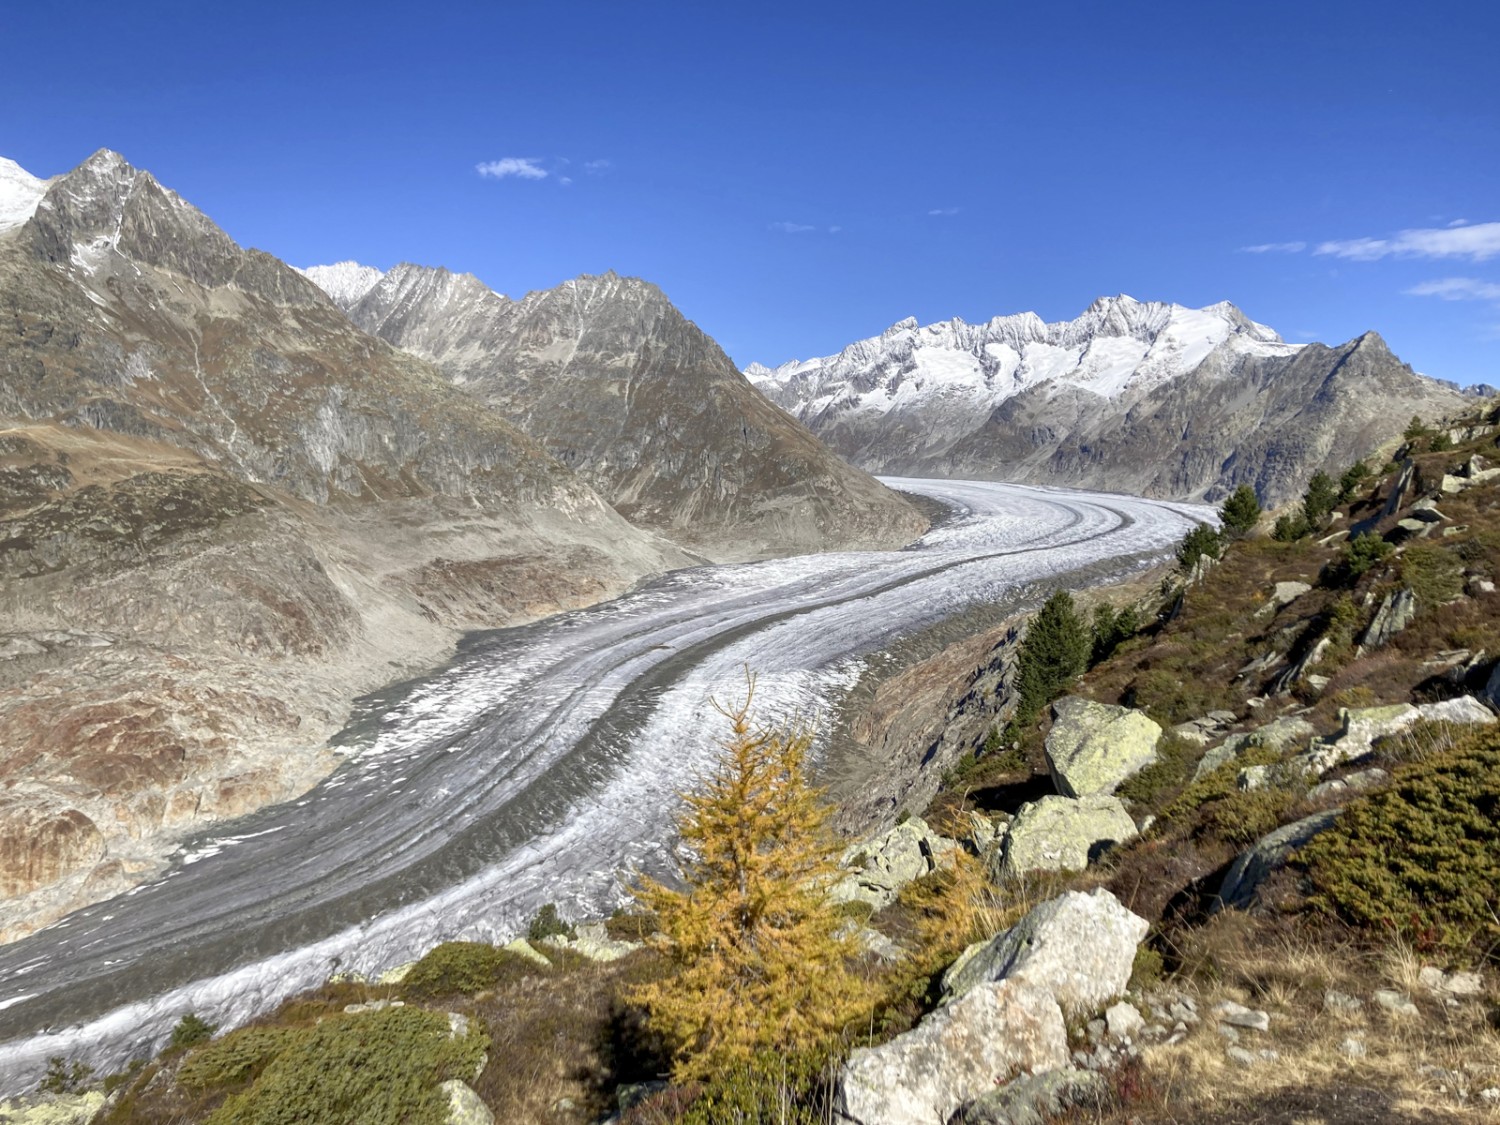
[[301, 261, 386, 307], [0, 156, 50, 233]]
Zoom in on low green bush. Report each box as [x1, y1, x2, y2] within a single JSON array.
[[178, 1027, 306, 1091], [1115, 734, 1199, 811], [1399, 544, 1464, 608], [1301, 727, 1500, 958], [205, 1005, 488, 1125], [528, 902, 576, 944], [169, 1012, 216, 1051], [403, 941, 512, 998]]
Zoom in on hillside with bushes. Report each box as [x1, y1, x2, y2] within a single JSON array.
[[12, 403, 1500, 1124]]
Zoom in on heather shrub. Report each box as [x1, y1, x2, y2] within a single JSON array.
[[403, 941, 516, 998]]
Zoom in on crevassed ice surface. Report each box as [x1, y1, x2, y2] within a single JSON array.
[[0, 479, 1212, 1092]]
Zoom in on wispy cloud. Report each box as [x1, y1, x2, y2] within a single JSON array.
[[928, 207, 960, 217], [1407, 277, 1500, 303], [1315, 221, 1500, 262], [476, 157, 548, 181], [1447, 218, 1470, 228], [1240, 241, 1307, 254], [828, 225, 842, 234], [769, 221, 815, 234], [583, 159, 613, 174]]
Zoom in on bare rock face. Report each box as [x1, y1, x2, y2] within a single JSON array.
[[334, 264, 926, 561], [0, 151, 693, 934], [835, 977, 1068, 1125], [748, 298, 1472, 505]]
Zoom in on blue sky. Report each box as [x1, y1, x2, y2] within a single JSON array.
[[2, 0, 1497, 383]]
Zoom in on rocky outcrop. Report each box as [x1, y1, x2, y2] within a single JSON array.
[[941, 889, 1149, 1014], [838, 890, 1146, 1124], [830, 817, 958, 911], [835, 977, 1068, 1125], [1358, 588, 1417, 650], [1217, 811, 1342, 910], [992, 795, 1138, 880], [328, 263, 926, 562], [956, 1068, 1105, 1125], [1044, 697, 1161, 797], [0, 151, 695, 933], [748, 299, 1471, 505]]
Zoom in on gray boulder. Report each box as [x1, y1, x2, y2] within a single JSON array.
[[1193, 715, 1315, 781], [1359, 588, 1417, 650], [993, 795, 1137, 881], [831, 817, 955, 910], [835, 977, 1068, 1125], [1044, 697, 1162, 797], [954, 1067, 1106, 1125], [1254, 581, 1311, 619], [942, 888, 1149, 1016], [441, 1080, 495, 1125], [1217, 810, 1341, 910]]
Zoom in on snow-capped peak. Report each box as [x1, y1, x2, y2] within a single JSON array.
[[300, 261, 385, 308], [0, 156, 50, 233]]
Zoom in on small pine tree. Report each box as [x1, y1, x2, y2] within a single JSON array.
[[1301, 471, 1338, 528], [1218, 485, 1261, 538], [1090, 603, 1139, 665], [1272, 512, 1309, 541], [1337, 461, 1371, 503], [1176, 524, 1222, 570], [1014, 590, 1091, 724], [1403, 414, 1430, 442], [629, 678, 867, 1083]]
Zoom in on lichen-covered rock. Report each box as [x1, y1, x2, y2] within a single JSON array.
[[1217, 810, 1341, 910], [942, 888, 1149, 1016], [1254, 581, 1311, 619], [1192, 715, 1315, 781], [440, 1079, 495, 1125], [541, 923, 639, 963], [835, 977, 1068, 1125], [830, 817, 951, 910], [955, 1067, 1106, 1125], [0, 1091, 107, 1125], [992, 795, 1137, 881], [1044, 697, 1161, 797]]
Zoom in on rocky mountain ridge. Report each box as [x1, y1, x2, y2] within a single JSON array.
[[747, 297, 1472, 505], [306, 260, 926, 560], [0, 150, 698, 937]]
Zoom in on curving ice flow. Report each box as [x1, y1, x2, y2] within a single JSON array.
[[0, 480, 1212, 1092]]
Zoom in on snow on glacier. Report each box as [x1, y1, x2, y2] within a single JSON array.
[[0, 158, 48, 233]]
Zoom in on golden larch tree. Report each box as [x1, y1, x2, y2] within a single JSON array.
[[629, 675, 869, 1082]]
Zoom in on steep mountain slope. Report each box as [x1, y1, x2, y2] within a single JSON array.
[[748, 297, 1472, 504], [0, 151, 691, 936], [310, 262, 926, 561]]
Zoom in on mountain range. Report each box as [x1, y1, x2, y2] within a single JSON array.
[[746, 298, 1473, 503], [0, 150, 919, 937]]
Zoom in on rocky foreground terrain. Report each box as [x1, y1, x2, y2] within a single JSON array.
[[23, 396, 1498, 1123], [748, 297, 1474, 505], [0, 150, 920, 939]]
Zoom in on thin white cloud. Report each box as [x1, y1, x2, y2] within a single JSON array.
[[476, 157, 548, 181], [769, 221, 815, 234], [1448, 218, 1470, 228], [1315, 221, 1500, 262], [559, 176, 574, 187], [1407, 277, 1500, 303], [928, 207, 960, 217], [828, 225, 842, 234], [583, 159, 613, 174], [1240, 241, 1306, 254]]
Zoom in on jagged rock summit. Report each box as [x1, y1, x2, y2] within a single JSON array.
[[748, 296, 1471, 504], [308, 261, 927, 560]]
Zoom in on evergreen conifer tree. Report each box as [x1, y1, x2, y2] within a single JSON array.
[[1013, 590, 1090, 724], [629, 677, 866, 1082], [1302, 470, 1339, 528], [1218, 484, 1261, 538]]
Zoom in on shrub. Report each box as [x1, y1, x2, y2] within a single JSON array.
[[169, 1013, 216, 1051], [178, 1026, 306, 1091], [671, 1046, 836, 1125], [1338, 460, 1372, 503], [1090, 603, 1139, 665], [1430, 430, 1454, 452], [1176, 524, 1222, 570], [1301, 726, 1500, 958], [403, 941, 515, 998], [1013, 590, 1091, 724], [1272, 513, 1309, 542], [1218, 485, 1262, 538], [1302, 471, 1338, 528], [41, 1056, 94, 1095], [1337, 532, 1393, 584], [1399, 544, 1464, 608], [1115, 734, 1199, 810], [527, 903, 576, 944], [204, 1005, 489, 1125], [629, 678, 870, 1082]]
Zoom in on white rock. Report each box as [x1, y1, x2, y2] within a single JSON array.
[[1104, 1001, 1145, 1041], [1212, 999, 1269, 1032]]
